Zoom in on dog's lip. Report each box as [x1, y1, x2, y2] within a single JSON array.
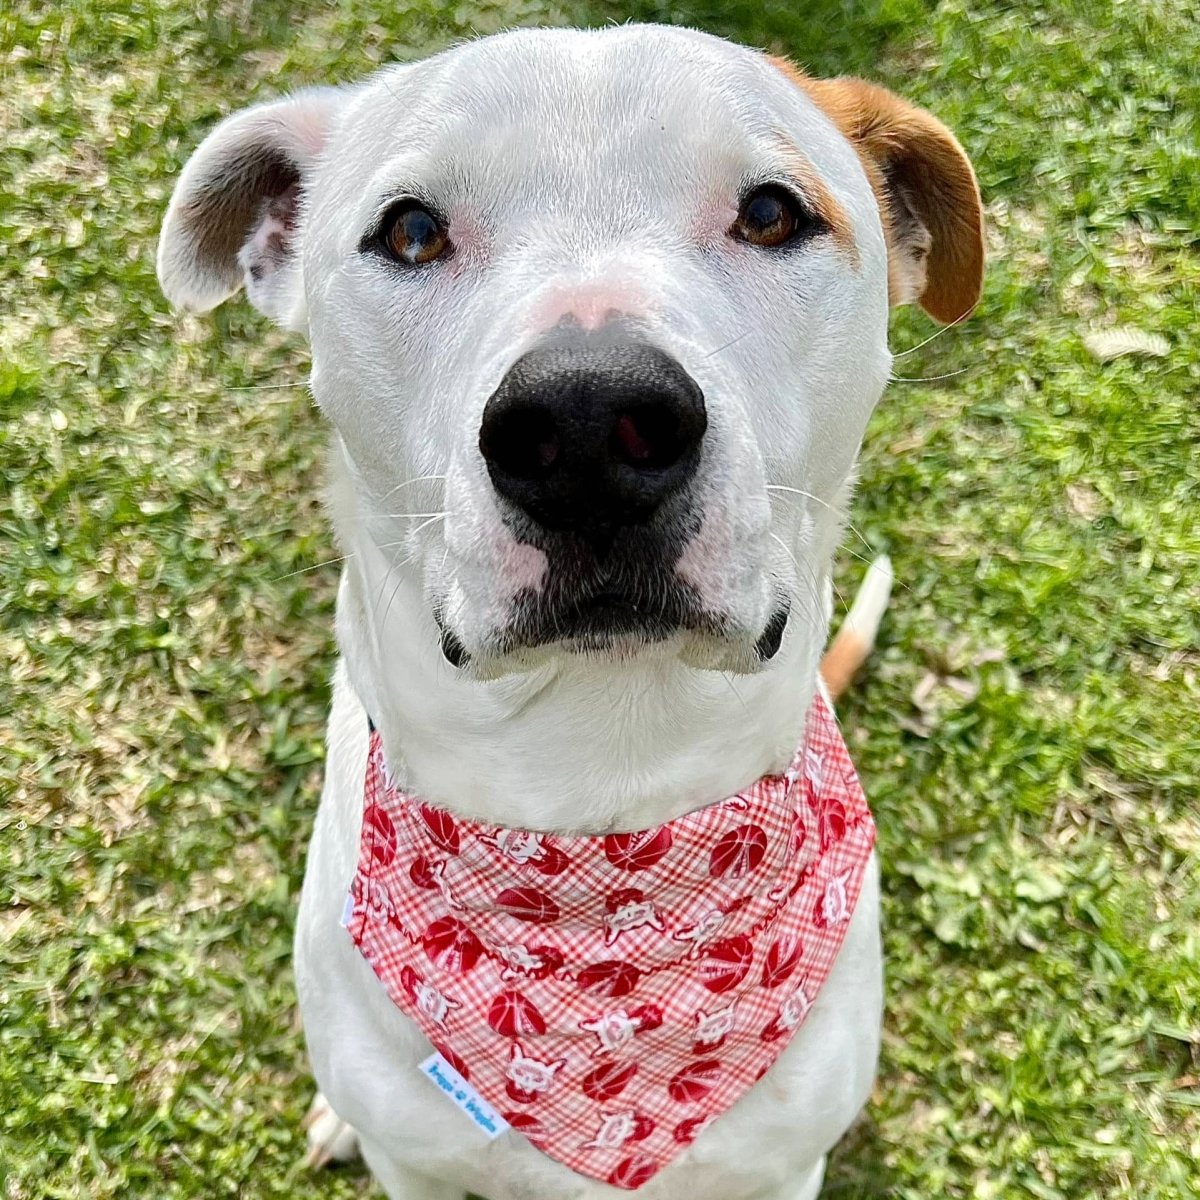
[[432, 588, 678, 670], [494, 582, 706, 656], [753, 603, 790, 662], [535, 589, 680, 642], [433, 607, 470, 667], [436, 586, 784, 672], [570, 589, 646, 615]]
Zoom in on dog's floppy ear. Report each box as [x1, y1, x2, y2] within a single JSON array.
[[776, 64, 984, 323], [157, 87, 346, 327]]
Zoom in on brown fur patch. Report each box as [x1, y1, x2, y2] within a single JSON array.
[[771, 134, 859, 266], [770, 57, 985, 323]]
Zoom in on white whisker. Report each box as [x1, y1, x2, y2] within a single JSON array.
[[352, 510, 448, 528], [767, 485, 909, 596], [347, 510, 451, 523], [769, 531, 845, 618], [407, 513, 447, 539], [704, 329, 752, 358], [377, 473, 449, 504], [717, 671, 749, 714], [888, 366, 971, 383], [380, 569, 406, 633], [765, 484, 876, 558], [889, 309, 972, 358], [373, 514, 449, 572], [270, 553, 353, 582], [370, 556, 397, 629], [225, 381, 309, 392]]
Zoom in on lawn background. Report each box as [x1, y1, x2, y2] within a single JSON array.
[[2, 0, 1197, 1196]]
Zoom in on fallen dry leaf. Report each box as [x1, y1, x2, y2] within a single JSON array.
[[1083, 327, 1170, 362], [1066, 482, 1105, 520]]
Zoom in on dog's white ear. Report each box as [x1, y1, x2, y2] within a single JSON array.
[[157, 87, 346, 327], [774, 63, 985, 324]]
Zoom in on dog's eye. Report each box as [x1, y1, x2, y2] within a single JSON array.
[[381, 201, 450, 265], [730, 186, 810, 249]]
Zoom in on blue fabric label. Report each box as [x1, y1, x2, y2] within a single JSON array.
[[419, 1051, 510, 1141]]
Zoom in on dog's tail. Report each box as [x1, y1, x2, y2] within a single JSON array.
[[819, 555, 893, 701]]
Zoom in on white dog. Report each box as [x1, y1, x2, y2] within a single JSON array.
[[158, 24, 982, 1200]]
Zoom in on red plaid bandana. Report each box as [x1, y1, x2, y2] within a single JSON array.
[[345, 693, 874, 1190]]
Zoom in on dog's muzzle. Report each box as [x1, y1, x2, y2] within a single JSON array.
[[474, 332, 712, 654]]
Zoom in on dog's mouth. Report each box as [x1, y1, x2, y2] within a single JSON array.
[[520, 587, 709, 651], [436, 590, 790, 670], [433, 508, 791, 673], [501, 580, 717, 658]]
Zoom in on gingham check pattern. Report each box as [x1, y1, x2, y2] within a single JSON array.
[[345, 693, 875, 1191]]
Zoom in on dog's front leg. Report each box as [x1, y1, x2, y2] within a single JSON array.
[[302, 1093, 359, 1168], [777, 1159, 826, 1200], [358, 1140, 467, 1200]]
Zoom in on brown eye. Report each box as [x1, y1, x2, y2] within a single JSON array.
[[731, 185, 805, 248], [382, 201, 450, 265]]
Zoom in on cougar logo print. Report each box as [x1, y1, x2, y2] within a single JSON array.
[[506, 1041, 566, 1103]]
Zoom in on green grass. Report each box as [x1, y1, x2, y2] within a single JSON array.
[[2, 0, 1197, 1196]]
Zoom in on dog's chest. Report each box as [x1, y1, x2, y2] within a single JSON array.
[[294, 669, 883, 1200]]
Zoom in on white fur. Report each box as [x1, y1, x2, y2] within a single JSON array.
[[159, 24, 905, 1198]]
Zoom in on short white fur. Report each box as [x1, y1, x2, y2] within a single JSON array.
[[156, 23, 979, 1199]]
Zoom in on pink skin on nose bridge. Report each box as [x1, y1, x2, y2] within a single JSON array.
[[532, 280, 651, 334]]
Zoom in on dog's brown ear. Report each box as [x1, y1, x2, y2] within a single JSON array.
[[776, 64, 984, 323], [157, 87, 346, 326]]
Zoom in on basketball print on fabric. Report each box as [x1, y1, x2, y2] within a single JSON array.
[[345, 693, 875, 1189]]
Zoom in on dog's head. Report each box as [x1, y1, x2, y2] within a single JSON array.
[[159, 26, 982, 678]]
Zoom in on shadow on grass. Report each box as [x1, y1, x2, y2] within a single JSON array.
[[583, 0, 934, 77], [186, 0, 933, 85], [823, 1110, 897, 1198]]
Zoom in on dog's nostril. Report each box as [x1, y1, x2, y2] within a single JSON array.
[[480, 408, 561, 481], [610, 406, 684, 470]]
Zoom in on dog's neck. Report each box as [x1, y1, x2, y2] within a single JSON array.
[[331, 484, 834, 836]]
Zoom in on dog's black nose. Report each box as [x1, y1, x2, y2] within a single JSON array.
[[479, 340, 706, 542]]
